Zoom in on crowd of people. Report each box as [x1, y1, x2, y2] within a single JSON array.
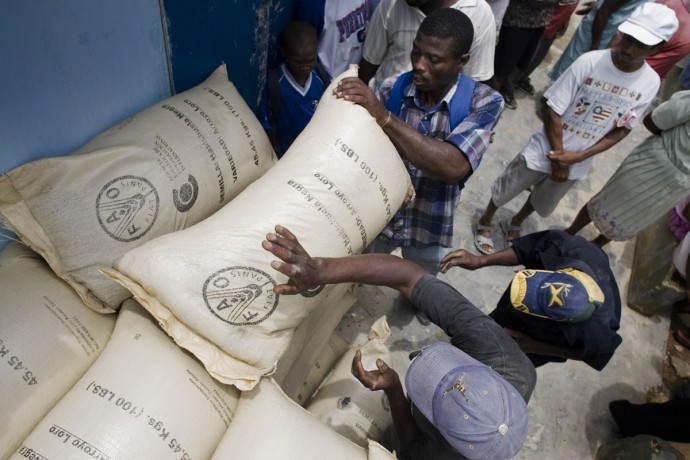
[[257, 1, 690, 458]]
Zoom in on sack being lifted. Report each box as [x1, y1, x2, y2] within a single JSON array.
[[0, 243, 116, 459], [0, 64, 276, 313], [103, 66, 413, 390], [11, 300, 240, 460]]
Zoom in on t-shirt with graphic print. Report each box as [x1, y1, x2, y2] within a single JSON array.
[[520, 49, 659, 180], [295, 0, 371, 79]]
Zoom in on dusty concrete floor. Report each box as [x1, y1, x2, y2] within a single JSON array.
[[333, 29, 688, 459]]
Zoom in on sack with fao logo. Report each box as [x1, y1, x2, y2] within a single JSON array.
[[102, 66, 414, 390], [0, 64, 276, 314]]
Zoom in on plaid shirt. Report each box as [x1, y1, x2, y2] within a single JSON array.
[[375, 75, 503, 248]]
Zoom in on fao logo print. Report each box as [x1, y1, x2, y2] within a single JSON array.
[[203, 267, 279, 326], [96, 176, 159, 242]]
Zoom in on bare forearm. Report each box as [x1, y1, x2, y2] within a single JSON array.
[[385, 381, 420, 444], [476, 247, 520, 268], [316, 253, 427, 299], [542, 104, 564, 151], [591, 0, 627, 50], [578, 126, 629, 160], [383, 116, 471, 182]]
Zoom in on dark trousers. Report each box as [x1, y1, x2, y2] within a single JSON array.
[[612, 399, 690, 443], [493, 26, 545, 94]]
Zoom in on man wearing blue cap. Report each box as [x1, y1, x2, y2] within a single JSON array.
[[440, 230, 622, 370], [263, 225, 536, 460]]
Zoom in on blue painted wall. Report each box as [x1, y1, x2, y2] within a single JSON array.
[[0, 0, 295, 249], [0, 0, 171, 173], [163, 0, 296, 110]]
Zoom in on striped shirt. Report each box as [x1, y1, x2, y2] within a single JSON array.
[[375, 75, 503, 248]]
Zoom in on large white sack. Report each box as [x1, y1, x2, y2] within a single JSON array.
[[274, 284, 354, 404], [210, 378, 396, 460], [103, 66, 413, 390], [0, 64, 276, 313], [0, 243, 115, 459], [306, 316, 393, 447], [10, 300, 240, 460]]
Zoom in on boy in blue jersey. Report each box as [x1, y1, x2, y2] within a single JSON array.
[[257, 21, 329, 157]]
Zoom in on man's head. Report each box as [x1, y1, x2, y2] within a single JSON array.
[[406, 343, 528, 459], [509, 268, 605, 322], [410, 8, 473, 95], [280, 21, 318, 83], [612, 2, 678, 71]]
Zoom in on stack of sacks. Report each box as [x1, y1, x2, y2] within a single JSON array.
[[306, 316, 393, 447], [102, 66, 413, 390], [273, 285, 355, 404], [210, 378, 397, 460], [0, 64, 276, 313], [11, 300, 240, 460], [0, 243, 116, 459]]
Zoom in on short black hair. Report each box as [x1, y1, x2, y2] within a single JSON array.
[[418, 8, 474, 57], [281, 20, 318, 52]]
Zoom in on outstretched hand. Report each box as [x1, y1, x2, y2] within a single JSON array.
[[439, 249, 483, 273], [334, 77, 389, 125], [351, 350, 401, 392], [262, 225, 322, 295]]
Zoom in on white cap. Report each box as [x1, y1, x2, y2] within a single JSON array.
[[618, 2, 679, 46]]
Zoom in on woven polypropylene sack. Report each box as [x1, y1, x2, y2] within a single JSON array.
[[274, 285, 354, 405], [0, 243, 115, 459], [0, 64, 276, 313], [306, 316, 393, 447], [103, 66, 413, 390], [10, 300, 240, 460], [210, 378, 378, 460]]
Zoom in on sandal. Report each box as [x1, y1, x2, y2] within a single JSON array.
[[474, 222, 495, 255], [500, 219, 522, 241], [674, 328, 690, 350]]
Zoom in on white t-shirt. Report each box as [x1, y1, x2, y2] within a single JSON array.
[[361, 0, 496, 83], [521, 49, 659, 180], [318, 0, 371, 78]]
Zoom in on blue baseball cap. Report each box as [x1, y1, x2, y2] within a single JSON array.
[[405, 342, 528, 459], [509, 268, 604, 322]]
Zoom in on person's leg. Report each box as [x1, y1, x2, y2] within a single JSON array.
[[592, 234, 611, 247], [510, 175, 576, 238], [566, 204, 593, 235], [506, 197, 535, 239], [477, 155, 544, 252]]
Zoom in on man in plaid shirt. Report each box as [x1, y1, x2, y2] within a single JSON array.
[[335, 7, 503, 324]]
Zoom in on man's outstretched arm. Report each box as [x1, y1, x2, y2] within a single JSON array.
[[262, 225, 427, 300]]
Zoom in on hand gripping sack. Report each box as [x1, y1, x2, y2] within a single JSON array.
[[103, 66, 413, 390], [0, 64, 276, 313], [210, 378, 396, 460], [10, 300, 240, 460], [306, 316, 393, 447], [0, 243, 115, 459]]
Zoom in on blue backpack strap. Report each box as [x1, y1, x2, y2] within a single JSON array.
[[386, 72, 476, 130], [385, 71, 413, 116], [448, 75, 476, 131]]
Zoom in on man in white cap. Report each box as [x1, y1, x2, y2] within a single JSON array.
[[263, 225, 536, 459], [473, 1, 678, 255]]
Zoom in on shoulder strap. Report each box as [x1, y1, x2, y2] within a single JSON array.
[[448, 75, 476, 131], [385, 71, 413, 116], [268, 67, 281, 126], [314, 61, 332, 87], [385, 72, 476, 130]]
